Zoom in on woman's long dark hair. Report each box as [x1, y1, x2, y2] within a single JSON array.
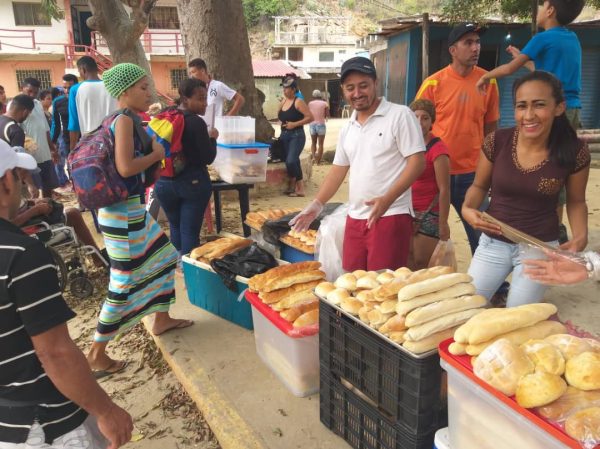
[[512, 71, 579, 170]]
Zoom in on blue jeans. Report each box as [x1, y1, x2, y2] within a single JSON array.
[[468, 234, 557, 307], [54, 135, 69, 186], [280, 128, 306, 181], [451, 172, 489, 255], [154, 168, 212, 256]]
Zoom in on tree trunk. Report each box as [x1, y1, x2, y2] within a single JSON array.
[[531, 0, 538, 35], [176, 0, 274, 141], [86, 0, 159, 102]]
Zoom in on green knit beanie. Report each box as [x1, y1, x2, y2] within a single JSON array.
[[103, 63, 147, 99]]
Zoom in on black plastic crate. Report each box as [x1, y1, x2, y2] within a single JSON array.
[[320, 371, 441, 449], [319, 301, 446, 432]]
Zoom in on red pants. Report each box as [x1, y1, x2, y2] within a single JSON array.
[[342, 214, 412, 271]]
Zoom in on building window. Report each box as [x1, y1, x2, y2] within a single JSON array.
[[287, 47, 303, 62], [170, 69, 187, 91], [319, 51, 335, 62], [13, 2, 51, 26], [149, 7, 179, 29], [16, 69, 52, 90]]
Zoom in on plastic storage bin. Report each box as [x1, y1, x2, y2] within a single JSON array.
[[213, 142, 269, 184], [434, 428, 450, 449], [245, 291, 319, 397], [279, 241, 315, 263], [319, 301, 446, 434], [181, 256, 253, 330], [215, 116, 255, 144], [320, 371, 439, 449]]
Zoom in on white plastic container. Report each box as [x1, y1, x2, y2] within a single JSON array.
[[214, 116, 255, 144], [441, 359, 570, 449], [250, 305, 319, 397], [434, 428, 451, 449], [213, 143, 269, 184]]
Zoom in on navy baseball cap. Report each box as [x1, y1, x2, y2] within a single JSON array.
[[448, 23, 486, 47], [340, 57, 377, 83]]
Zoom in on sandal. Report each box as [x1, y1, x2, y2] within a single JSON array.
[[93, 360, 129, 379], [288, 192, 306, 197]]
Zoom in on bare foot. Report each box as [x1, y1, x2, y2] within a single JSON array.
[[152, 317, 194, 336]]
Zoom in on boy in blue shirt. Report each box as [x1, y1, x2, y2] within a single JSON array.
[[477, 0, 585, 128]]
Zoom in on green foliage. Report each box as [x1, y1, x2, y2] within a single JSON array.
[[242, 0, 299, 26], [40, 0, 64, 21]]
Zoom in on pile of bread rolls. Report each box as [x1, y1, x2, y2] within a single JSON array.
[[189, 237, 253, 263], [245, 208, 301, 230], [316, 265, 487, 354], [248, 261, 325, 328], [281, 229, 317, 253]]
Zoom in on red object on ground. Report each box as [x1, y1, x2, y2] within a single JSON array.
[[244, 290, 318, 338], [439, 338, 598, 449]]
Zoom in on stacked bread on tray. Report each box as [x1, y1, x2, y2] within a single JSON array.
[[316, 265, 487, 354], [248, 261, 325, 328], [451, 304, 600, 447], [189, 237, 253, 263], [281, 229, 317, 253], [245, 208, 301, 230]]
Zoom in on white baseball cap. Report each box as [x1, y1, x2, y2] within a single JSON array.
[[0, 139, 37, 178]]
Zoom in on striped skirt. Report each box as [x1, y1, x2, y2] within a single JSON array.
[[95, 195, 178, 342]]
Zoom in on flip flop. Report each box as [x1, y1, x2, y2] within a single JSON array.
[[284, 189, 295, 195], [288, 192, 305, 197], [93, 360, 128, 379], [153, 319, 194, 336]]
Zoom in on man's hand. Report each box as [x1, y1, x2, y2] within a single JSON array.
[[506, 45, 521, 59], [289, 199, 323, 232], [365, 196, 393, 229], [208, 128, 219, 140], [51, 150, 59, 164], [96, 403, 133, 449], [462, 207, 502, 235], [476, 75, 490, 95], [33, 201, 52, 216]]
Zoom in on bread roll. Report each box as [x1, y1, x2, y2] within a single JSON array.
[[393, 267, 412, 279], [280, 300, 318, 322], [449, 341, 467, 355], [537, 386, 600, 422], [355, 290, 374, 302], [405, 308, 483, 342], [358, 303, 376, 323], [379, 314, 407, 335], [356, 276, 380, 290], [249, 261, 321, 292], [315, 281, 335, 298], [396, 283, 476, 316], [293, 309, 319, 328], [272, 292, 317, 311], [473, 339, 534, 396], [259, 280, 321, 305], [327, 288, 349, 305], [388, 331, 406, 344], [466, 303, 558, 345], [565, 407, 600, 442], [565, 352, 600, 390], [545, 334, 593, 361], [405, 295, 486, 327], [341, 297, 363, 315], [366, 271, 379, 279], [403, 327, 457, 354], [520, 339, 565, 376], [406, 266, 454, 284], [376, 272, 395, 285], [367, 309, 394, 328], [373, 279, 408, 301], [465, 320, 567, 356], [378, 299, 398, 314], [352, 269, 368, 279], [585, 338, 600, 353], [398, 273, 473, 302], [335, 273, 358, 292], [515, 372, 567, 408]]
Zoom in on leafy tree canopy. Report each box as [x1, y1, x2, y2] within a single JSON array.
[[242, 0, 299, 26]]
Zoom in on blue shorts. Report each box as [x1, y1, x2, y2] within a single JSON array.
[[309, 123, 326, 136], [32, 160, 59, 191]]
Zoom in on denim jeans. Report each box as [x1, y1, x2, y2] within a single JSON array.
[[468, 234, 558, 307], [154, 168, 212, 256], [280, 128, 306, 180], [54, 134, 70, 186], [451, 172, 489, 255]]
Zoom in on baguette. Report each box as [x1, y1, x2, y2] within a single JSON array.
[[249, 261, 321, 292], [405, 295, 486, 327], [405, 308, 483, 342], [454, 308, 505, 343], [396, 283, 477, 316], [205, 238, 252, 260], [261, 270, 326, 293], [279, 300, 319, 322], [379, 314, 407, 335], [272, 292, 317, 311], [398, 273, 473, 302], [466, 303, 558, 345], [190, 238, 238, 260], [406, 265, 454, 284], [293, 309, 319, 328], [466, 320, 567, 356], [259, 280, 321, 304], [403, 327, 457, 354]]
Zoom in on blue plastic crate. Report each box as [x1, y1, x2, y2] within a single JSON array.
[[279, 242, 315, 263], [181, 256, 253, 330]]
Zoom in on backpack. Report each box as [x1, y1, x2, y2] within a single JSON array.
[[67, 112, 129, 210], [146, 108, 186, 177]]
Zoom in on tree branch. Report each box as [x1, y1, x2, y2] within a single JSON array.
[[126, 0, 157, 39]]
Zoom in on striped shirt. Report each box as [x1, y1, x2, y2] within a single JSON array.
[[0, 218, 87, 444]]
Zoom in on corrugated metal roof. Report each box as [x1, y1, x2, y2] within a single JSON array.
[[252, 60, 310, 79]]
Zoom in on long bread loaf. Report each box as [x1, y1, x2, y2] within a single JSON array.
[[272, 291, 317, 311], [396, 283, 476, 316], [405, 295, 486, 327], [405, 308, 483, 342], [398, 273, 472, 302], [248, 261, 321, 292], [403, 327, 458, 354], [261, 270, 325, 293], [259, 280, 321, 304], [454, 308, 504, 343]]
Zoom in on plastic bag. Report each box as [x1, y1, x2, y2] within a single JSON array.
[[428, 239, 457, 272], [315, 204, 348, 281], [210, 243, 277, 291]]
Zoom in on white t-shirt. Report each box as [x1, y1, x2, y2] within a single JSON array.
[[333, 98, 425, 220], [68, 80, 118, 134], [206, 79, 237, 117], [21, 100, 51, 164]]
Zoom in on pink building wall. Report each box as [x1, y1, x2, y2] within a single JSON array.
[[0, 60, 67, 97]]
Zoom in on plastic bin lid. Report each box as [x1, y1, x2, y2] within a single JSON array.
[[245, 290, 318, 338], [438, 339, 590, 449], [217, 142, 270, 148]]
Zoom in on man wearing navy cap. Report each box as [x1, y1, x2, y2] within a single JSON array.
[[290, 57, 426, 271]]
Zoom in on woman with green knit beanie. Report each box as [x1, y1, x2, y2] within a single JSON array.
[[87, 63, 192, 377]]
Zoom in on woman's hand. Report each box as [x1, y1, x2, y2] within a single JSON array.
[[559, 238, 587, 253], [283, 121, 297, 130], [439, 222, 450, 241], [150, 135, 165, 162], [209, 128, 219, 140], [462, 207, 502, 235], [523, 251, 588, 285]]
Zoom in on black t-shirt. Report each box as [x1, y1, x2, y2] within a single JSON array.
[[0, 115, 25, 147], [181, 110, 217, 169], [0, 219, 87, 443]]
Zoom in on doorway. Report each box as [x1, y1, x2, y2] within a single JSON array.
[[71, 7, 93, 47]]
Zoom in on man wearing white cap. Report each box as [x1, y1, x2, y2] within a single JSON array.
[[308, 89, 329, 165], [0, 140, 133, 447]]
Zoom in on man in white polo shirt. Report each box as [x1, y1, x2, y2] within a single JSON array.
[[291, 57, 425, 270]]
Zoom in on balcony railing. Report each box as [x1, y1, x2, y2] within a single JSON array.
[[0, 28, 65, 53], [274, 31, 356, 45], [91, 30, 184, 55]]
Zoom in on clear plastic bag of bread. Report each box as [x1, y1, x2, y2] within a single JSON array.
[[564, 406, 600, 449], [315, 204, 348, 281], [428, 239, 457, 272], [519, 243, 590, 287]]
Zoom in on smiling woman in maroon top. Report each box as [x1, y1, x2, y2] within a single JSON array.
[[462, 71, 590, 307]]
